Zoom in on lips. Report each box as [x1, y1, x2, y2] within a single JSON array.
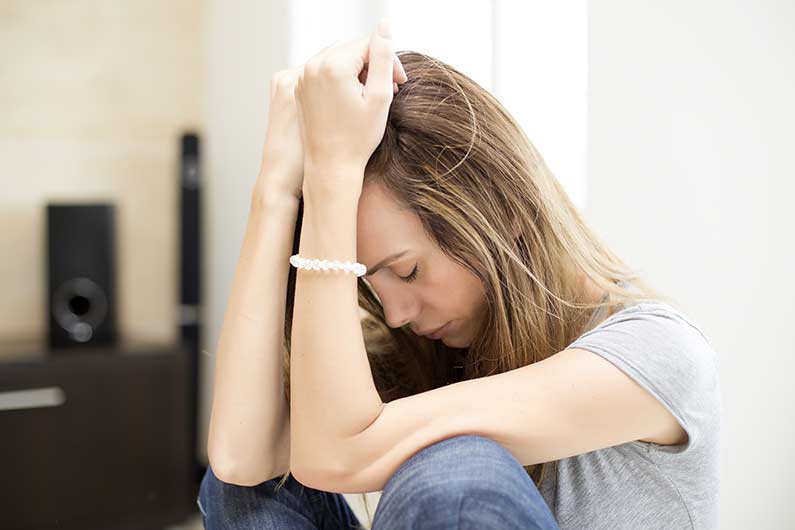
[[418, 322, 447, 337], [426, 321, 450, 339]]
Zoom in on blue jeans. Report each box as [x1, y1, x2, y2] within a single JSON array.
[[197, 434, 561, 530]]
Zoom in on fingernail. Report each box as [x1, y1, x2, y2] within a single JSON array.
[[377, 17, 392, 38]]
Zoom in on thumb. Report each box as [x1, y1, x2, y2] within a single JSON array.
[[364, 18, 396, 102]]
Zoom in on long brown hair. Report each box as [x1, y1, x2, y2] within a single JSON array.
[[276, 50, 673, 526]]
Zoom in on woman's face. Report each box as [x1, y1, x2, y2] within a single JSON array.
[[356, 181, 487, 347]]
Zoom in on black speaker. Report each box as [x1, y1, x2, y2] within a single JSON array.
[[46, 203, 118, 350], [178, 131, 205, 484]]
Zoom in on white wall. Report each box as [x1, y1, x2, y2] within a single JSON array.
[[200, 0, 289, 465], [588, 1, 795, 528], [201, 0, 795, 527]]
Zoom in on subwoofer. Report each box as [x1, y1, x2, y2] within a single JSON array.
[[46, 203, 118, 350]]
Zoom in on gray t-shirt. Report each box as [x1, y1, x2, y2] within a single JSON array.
[[538, 299, 722, 530]]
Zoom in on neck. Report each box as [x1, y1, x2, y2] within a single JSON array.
[[574, 271, 612, 333]]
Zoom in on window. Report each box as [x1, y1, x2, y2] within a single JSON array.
[[288, 0, 587, 208]]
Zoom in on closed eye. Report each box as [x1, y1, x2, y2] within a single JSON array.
[[399, 264, 419, 283]]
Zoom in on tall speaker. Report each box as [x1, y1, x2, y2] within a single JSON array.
[[178, 132, 204, 486], [46, 203, 118, 350]]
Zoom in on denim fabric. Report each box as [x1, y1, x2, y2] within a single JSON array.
[[198, 434, 560, 530]]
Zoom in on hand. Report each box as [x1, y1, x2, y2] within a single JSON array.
[[294, 18, 407, 198], [256, 65, 305, 201]]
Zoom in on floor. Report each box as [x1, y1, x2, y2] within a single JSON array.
[[163, 514, 203, 530]]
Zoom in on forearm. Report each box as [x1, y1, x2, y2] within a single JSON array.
[[289, 184, 384, 479], [207, 181, 299, 482]]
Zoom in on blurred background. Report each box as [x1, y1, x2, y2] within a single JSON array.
[[1, 0, 792, 529]]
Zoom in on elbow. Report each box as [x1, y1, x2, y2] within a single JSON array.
[[207, 452, 276, 487], [290, 443, 353, 492], [290, 460, 348, 493]]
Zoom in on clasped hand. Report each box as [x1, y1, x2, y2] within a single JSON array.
[[294, 19, 408, 199]]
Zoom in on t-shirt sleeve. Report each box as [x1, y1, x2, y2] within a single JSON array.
[[566, 301, 721, 454]]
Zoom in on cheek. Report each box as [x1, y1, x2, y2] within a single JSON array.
[[433, 268, 477, 311], [455, 269, 487, 315]]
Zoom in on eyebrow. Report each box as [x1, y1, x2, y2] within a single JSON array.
[[364, 250, 409, 277]]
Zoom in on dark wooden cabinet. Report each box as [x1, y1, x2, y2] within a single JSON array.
[[0, 343, 201, 530]]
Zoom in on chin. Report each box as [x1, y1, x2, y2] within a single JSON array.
[[442, 334, 467, 348]]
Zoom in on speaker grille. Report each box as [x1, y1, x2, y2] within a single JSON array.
[[46, 203, 117, 350]]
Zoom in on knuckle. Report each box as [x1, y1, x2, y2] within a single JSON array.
[[274, 74, 292, 92], [304, 59, 322, 78], [270, 70, 297, 96], [370, 90, 391, 104], [269, 72, 281, 90], [318, 58, 338, 78]]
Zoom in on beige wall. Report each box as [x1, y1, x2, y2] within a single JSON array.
[[0, 1, 204, 349]]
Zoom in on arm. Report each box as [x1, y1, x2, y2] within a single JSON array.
[[288, 185, 386, 485], [305, 347, 689, 493], [287, 21, 408, 487], [206, 181, 299, 486]]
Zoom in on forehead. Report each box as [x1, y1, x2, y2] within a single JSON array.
[[356, 183, 425, 257]]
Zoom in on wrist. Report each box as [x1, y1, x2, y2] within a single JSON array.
[[302, 163, 364, 206], [250, 181, 301, 214], [253, 164, 301, 195], [254, 158, 303, 196]]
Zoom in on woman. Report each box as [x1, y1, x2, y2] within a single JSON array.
[[198, 20, 721, 530]]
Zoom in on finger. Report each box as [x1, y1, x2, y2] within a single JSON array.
[[293, 83, 306, 139], [324, 35, 371, 80], [393, 82, 399, 94], [283, 65, 303, 88], [393, 55, 408, 84], [358, 54, 406, 86], [330, 27, 404, 86], [364, 18, 396, 101]]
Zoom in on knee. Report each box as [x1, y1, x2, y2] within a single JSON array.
[[380, 434, 528, 507], [197, 464, 235, 518], [196, 464, 289, 519], [196, 464, 216, 517]]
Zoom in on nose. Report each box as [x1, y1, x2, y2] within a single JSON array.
[[380, 290, 419, 330], [384, 305, 414, 330]]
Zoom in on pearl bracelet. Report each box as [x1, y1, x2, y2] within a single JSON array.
[[289, 254, 367, 277]]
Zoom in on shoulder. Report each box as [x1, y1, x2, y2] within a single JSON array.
[[605, 300, 716, 371], [582, 300, 715, 354], [569, 300, 720, 416], [567, 300, 721, 453]]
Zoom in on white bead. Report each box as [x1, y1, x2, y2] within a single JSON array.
[[288, 255, 368, 276]]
